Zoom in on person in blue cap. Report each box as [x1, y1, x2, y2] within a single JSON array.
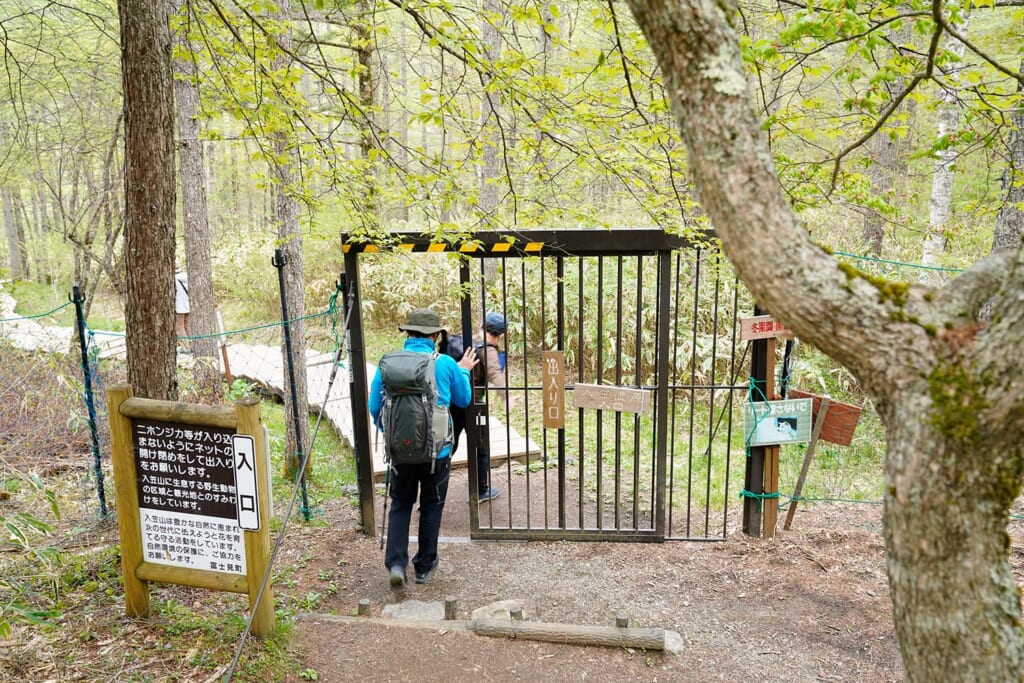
[[450, 311, 509, 503]]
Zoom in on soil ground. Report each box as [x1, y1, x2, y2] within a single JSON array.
[[278, 467, 905, 682]]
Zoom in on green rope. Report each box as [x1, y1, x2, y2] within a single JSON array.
[[177, 307, 334, 341], [0, 300, 73, 322], [834, 251, 964, 273], [739, 488, 780, 511]]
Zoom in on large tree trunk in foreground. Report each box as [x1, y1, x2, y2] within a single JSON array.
[[624, 0, 1024, 680], [119, 0, 178, 401]]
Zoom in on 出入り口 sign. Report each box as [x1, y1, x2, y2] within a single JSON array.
[[542, 351, 565, 429]]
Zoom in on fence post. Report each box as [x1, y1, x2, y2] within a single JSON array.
[[72, 285, 108, 518], [342, 252, 377, 536], [272, 249, 311, 521], [106, 383, 149, 616], [742, 306, 769, 537]]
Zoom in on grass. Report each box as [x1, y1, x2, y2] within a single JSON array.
[[260, 399, 358, 516], [7, 280, 126, 331]]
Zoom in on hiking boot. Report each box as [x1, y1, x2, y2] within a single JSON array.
[[414, 561, 438, 584], [388, 566, 406, 588], [478, 486, 500, 503]]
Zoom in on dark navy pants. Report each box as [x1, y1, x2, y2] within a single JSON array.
[[384, 457, 451, 576], [450, 406, 491, 495]]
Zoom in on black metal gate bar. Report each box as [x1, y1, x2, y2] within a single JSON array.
[[721, 264, 742, 539], [614, 256, 624, 529], [555, 255, 566, 530], [341, 228, 742, 544]]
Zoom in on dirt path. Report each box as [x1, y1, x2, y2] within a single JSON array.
[[274, 484, 903, 682]]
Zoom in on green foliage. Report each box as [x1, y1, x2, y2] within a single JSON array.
[[1, 473, 63, 638], [261, 399, 357, 505]]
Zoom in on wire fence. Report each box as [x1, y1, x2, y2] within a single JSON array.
[[0, 278, 350, 531]]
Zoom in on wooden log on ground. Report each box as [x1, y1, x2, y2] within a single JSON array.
[[470, 619, 667, 651]]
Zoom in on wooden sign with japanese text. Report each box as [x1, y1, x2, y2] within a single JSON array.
[[573, 383, 652, 414], [107, 388, 274, 636], [542, 351, 565, 429], [740, 315, 790, 341], [132, 419, 245, 574]]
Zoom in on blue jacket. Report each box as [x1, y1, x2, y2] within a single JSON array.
[[368, 336, 473, 459]]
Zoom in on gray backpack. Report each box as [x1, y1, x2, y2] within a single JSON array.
[[379, 350, 452, 468]]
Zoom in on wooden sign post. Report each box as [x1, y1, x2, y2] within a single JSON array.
[[740, 313, 788, 538], [106, 384, 274, 637]]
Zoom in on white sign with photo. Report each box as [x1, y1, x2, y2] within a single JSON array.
[[743, 398, 813, 447]]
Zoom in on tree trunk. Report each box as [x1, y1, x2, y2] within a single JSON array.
[[354, 0, 380, 229], [992, 62, 1024, 255], [921, 18, 969, 283], [12, 191, 31, 281], [172, 0, 219, 393], [862, 23, 913, 257], [273, 0, 310, 478], [623, 0, 1024, 679], [478, 0, 503, 231], [3, 188, 24, 280], [118, 0, 178, 401]]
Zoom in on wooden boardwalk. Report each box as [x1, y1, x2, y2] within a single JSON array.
[[223, 344, 541, 480], [0, 288, 540, 480]]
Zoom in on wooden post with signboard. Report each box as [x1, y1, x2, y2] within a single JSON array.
[[762, 339, 779, 539], [740, 312, 790, 539], [106, 384, 275, 637], [108, 384, 150, 617]]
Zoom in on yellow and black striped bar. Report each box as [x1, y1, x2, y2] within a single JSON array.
[[340, 228, 713, 258]]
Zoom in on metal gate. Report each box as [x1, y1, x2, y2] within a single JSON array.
[[344, 229, 745, 542]]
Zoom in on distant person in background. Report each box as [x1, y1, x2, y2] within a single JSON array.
[[174, 269, 191, 350], [450, 311, 509, 503]]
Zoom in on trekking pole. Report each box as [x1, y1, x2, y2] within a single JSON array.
[[380, 466, 390, 551], [378, 427, 390, 550]]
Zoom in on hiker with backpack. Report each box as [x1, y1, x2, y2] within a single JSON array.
[[444, 311, 510, 504], [368, 307, 477, 587]]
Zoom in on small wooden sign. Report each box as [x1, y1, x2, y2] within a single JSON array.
[[788, 389, 862, 446], [740, 315, 789, 341], [542, 351, 565, 429], [573, 383, 651, 414]]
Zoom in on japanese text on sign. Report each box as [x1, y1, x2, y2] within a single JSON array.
[[573, 384, 651, 414], [232, 435, 260, 531], [132, 418, 246, 574], [542, 351, 565, 429], [743, 398, 813, 446], [740, 315, 790, 341], [141, 509, 246, 574]]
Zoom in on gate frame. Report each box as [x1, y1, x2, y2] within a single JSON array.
[[342, 228, 760, 542]]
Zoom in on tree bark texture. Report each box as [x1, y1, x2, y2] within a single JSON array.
[[993, 66, 1024, 255], [3, 188, 24, 280], [118, 0, 178, 400], [478, 0, 504, 228], [273, 0, 310, 478], [172, 0, 219, 390], [921, 18, 969, 284], [623, 0, 1024, 679]]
